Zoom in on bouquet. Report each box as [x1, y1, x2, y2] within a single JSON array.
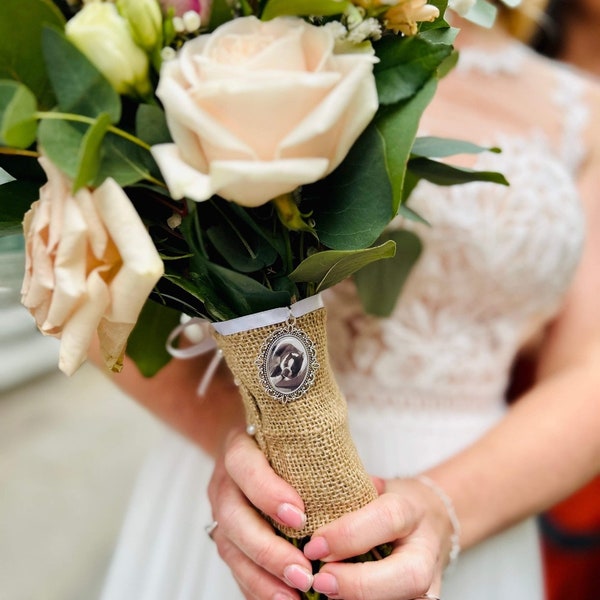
[[0, 0, 507, 596]]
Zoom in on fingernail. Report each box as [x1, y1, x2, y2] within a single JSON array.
[[304, 536, 330, 560], [277, 503, 306, 529], [283, 564, 313, 592], [272, 593, 294, 600], [313, 572, 339, 596]]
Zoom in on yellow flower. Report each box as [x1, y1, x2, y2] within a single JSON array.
[[382, 0, 440, 36]]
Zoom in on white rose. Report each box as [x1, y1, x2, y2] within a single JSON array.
[[152, 16, 378, 207], [21, 158, 164, 375]]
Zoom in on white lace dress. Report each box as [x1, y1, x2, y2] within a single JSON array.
[[100, 43, 588, 600]]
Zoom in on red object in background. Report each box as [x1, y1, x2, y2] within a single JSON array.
[[541, 476, 600, 600]]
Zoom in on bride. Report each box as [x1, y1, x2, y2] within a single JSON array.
[[98, 1, 600, 598]]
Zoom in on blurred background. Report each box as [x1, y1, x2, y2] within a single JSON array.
[[0, 173, 164, 600]]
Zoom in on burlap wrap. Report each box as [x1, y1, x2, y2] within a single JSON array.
[[213, 306, 377, 538]]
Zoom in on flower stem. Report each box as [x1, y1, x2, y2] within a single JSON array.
[[34, 111, 152, 151]]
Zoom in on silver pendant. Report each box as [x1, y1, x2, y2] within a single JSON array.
[[256, 317, 319, 403]]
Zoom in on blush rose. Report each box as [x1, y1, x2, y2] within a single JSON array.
[[21, 158, 164, 375], [151, 16, 378, 207]]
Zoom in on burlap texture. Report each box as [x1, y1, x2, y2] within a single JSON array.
[[213, 307, 377, 538]]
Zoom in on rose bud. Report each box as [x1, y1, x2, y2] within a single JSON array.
[[66, 2, 152, 99]]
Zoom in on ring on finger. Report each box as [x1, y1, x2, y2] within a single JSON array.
[[205, 520, 219, 539]]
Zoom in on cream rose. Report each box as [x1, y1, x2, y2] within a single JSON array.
[[21, 158, 164, 375], [151, 16, 379, 207]]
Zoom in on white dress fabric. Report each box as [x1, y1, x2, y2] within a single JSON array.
[[100, 42, 588, 600]]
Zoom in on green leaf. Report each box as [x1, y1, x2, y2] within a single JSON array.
[[39, 118, 154, 187], [41, 26, 121, 122], [375, 78, 438, 213], [208, 0, 236, 30], [304, 123, 394, 250], [95, 133, 157, 187], [289, 239, 396, 293], [261, 0, 350, 20], [397, 202, 429, 225], [125, 299, 181, 377], [411, 136, 500, 158], [0, 180, 39, 236], [163, 272, 236, 322], [207, 263, 291, 316], [354, 230, 422, 317], [37, 117, 83, 179], [374, 35, 453, 106], [463, 0, 497, 28], [0, 0, 65, 109], [72, 112, 111, 192], [0, 81, 38, 148], [206, 223, 278, 273], [136, 104, 172, 146], [407, 157, 510, 186]]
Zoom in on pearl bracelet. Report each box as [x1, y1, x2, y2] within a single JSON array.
[[415, 475, 461, 571]]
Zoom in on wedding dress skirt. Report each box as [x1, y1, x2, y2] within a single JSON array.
[[100, 42, 589, 600]]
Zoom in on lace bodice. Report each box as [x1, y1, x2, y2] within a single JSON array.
[[325, 42, 587, 413]]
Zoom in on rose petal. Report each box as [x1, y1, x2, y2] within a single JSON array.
[[58, 270, 110, 376], [93, 177, 164, 324]]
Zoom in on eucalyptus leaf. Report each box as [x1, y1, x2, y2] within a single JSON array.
[[407, 157, 510, 186], [42, 26, 121, 122], [354, 230, 422, 317], [38, 117, 85, 179], [0, 0, 65, 109], [72, 112, 111, 192], [125, 299, 181, 377], [289, 239, 396, 293], [0, 81, 38, 148], [411, 136, 500, 158], [261, 0, 350, 20], [304, 123, 393, 251], [0, 180, 40, 236], [95, 132, 158, 187]]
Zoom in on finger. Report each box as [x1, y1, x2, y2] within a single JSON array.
[[209, 461, 313, 591], [225, 428, 307, 530], [371, 476, 386, 495], [214, 530, 302, 600], [312, 542, 437, 600], [304, 493, 419, 561]]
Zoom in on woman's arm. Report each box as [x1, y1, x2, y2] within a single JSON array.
[[95, 347, 244, 457]]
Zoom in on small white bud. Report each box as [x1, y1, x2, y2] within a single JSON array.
[[182, 10, 201, 33]]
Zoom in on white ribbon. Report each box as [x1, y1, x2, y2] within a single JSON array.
[[166, 294, 324, 396]]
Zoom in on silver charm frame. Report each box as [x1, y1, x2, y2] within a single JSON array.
[[256, 320, 319, 403]]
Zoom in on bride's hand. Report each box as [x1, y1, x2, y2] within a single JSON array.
[[304, 477, 452, 600], [207, 427, 315, 599]]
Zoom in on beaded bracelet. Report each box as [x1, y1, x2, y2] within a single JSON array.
[[416, 474, 461, 571]]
